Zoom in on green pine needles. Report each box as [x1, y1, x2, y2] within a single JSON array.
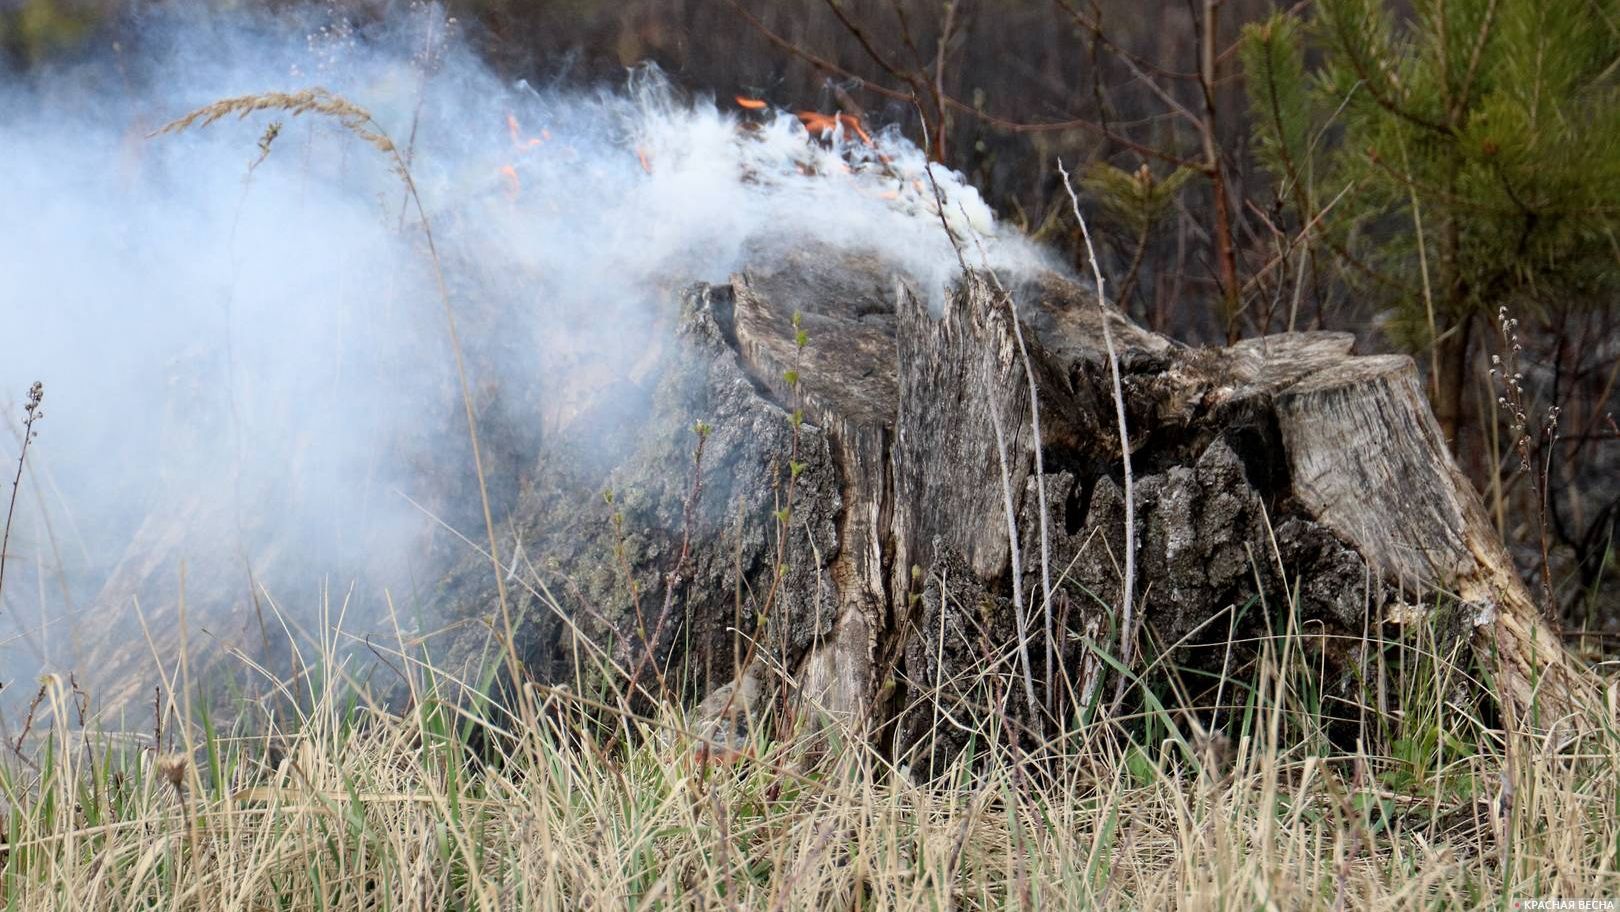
[[1242, 0, 1620, 432]]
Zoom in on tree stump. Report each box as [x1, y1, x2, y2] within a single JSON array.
[[418, 248, 1595, 754]]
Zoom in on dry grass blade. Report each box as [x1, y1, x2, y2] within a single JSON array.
[[152, 89, 396, 157]]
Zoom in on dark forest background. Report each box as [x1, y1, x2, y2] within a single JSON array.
[[6, 0, 1618, 637]]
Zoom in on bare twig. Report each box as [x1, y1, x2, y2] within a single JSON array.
[[1057, 161, 1137, 715], [913, 115, 1041, 718], [1193, 0, 1243, 339], [12, 679, 46, 756], [0, 381, 44, 607], [987, 380, 1042, 718], [999, 284, 1055, 712], [718, 0, 1193, 166], [957, 214, 1056, 714], [618, 425, 709, 717], [1489, 307, 1560, 623]]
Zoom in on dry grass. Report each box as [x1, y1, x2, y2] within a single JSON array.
[[153, 89, 398, 159], [1, 598, 1616, 911]]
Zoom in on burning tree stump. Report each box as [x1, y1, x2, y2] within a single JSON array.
[[424, 249, 1597, 757]]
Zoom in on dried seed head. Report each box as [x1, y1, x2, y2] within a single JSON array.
[[156, 753, 190, 793]]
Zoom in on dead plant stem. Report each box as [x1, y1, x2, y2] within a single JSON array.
[[1057, 159, 1137, 716]]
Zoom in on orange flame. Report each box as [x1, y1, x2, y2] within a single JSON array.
[[636, 147, 653, 174], [735, 95, 768, 110], [796, 110, 873, 146], [498, 164, 520, 199], [506, 113, 545, 149]]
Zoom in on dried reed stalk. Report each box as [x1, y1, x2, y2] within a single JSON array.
[[153, 90, 523, 735]]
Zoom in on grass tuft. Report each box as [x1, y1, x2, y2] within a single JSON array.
[[1, 607, 1616, 910]]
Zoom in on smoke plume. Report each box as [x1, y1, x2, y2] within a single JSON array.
[[0, 4, 1051, 701]]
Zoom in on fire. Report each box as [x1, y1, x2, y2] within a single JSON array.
[[492, 98, 898, 208], [505, 113, 545, 149], [497, 113, 559, 201], [797, 110, 873, 146]]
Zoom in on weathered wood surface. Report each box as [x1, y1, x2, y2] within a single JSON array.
[[1275, 356, 1592, 723], [64, 247, 1591, 745], [412, 248, 1595, 759]]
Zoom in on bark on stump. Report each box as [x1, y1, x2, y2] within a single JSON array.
[[422, 250, 1595, 757]]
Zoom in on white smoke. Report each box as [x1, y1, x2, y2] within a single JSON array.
[[0, 4, 1052, 695]]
